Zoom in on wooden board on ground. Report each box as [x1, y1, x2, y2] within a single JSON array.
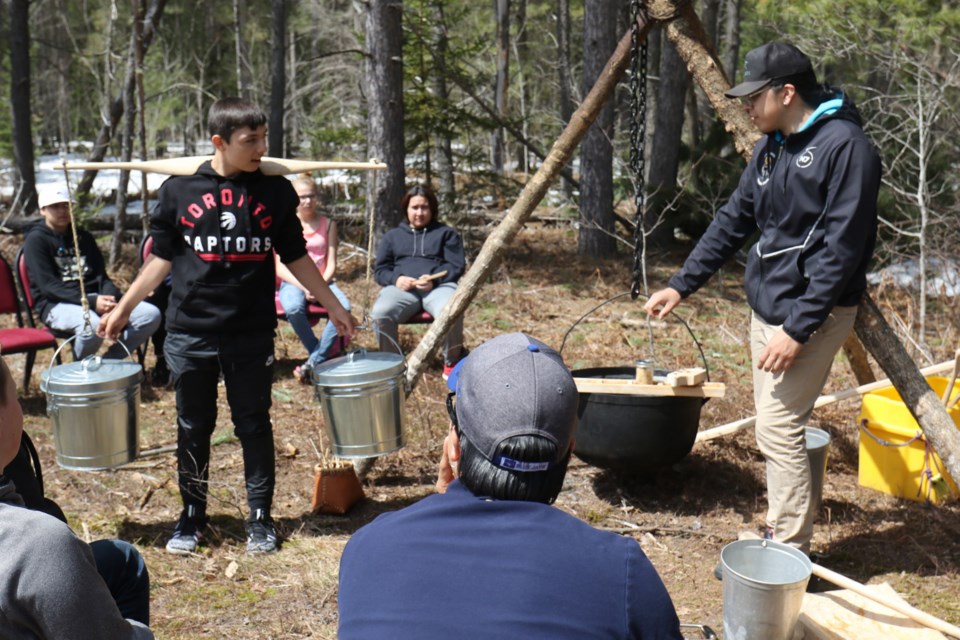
[[799, 582, 947, 640], [572, 378, 725, 398]]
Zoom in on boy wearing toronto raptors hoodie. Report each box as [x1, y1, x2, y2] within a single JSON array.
[[102, 97, 356, 556]]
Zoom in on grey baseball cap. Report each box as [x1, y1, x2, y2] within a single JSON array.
[[725, 41, 815, 98], [446, 333, 578, 471]]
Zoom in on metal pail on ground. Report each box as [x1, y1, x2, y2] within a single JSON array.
[[312, 350, 406, 458], [805, 426, 831, 514], [41, 356, 143, 470], [720, 539, 811, 640]]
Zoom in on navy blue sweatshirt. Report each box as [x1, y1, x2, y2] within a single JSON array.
[[374, 220, 465, 287], [21, 222, 123, 324], [149, 161, 305, 334], [668, 91, 881, 343]]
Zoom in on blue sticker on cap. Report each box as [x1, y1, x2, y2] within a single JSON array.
[[494, 455, 550, 472], [527, 344, 540, 352], [446, 357, 468, 392]]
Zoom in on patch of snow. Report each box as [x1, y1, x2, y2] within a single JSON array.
[[868, 257, 960, 297]]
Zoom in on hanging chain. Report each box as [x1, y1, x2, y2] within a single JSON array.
[[628, 0, 648, 302], [627, 1, 658, 362]]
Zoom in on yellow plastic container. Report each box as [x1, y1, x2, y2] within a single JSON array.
[[858, 375, 960, 504]]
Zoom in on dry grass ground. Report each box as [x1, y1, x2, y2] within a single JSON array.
[[2, 223, 959, 639]]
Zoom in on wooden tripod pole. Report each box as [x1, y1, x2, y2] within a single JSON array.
[[403, 11, 656, 392]]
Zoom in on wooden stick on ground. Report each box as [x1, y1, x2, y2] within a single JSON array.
[[695, 358, 957, 444], [941, 348, 960, 406], [808, 564, 960, 639]]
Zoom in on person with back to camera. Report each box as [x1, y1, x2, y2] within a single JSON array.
[[644, 42, 881, 558], [338, 332, 684, 639], [0, 355, 154, 639], [22, 185, 162, 361], [275, 175, 352, 383], [371, 184, 466, 379], [100, 97, 357, 556]]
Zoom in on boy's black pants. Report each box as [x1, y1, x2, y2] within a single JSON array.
[[164, 330, 276, 517]]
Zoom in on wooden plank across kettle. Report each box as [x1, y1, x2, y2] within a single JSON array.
[[573, 367, 725, 398]]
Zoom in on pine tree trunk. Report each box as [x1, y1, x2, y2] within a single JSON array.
[[430, 1, 455, 210], [645, 38, 689, 246], [721, 0, 742, 81], [556, 0, 574, 200], [514, 0, 530, 172], [268, 0, 287, 157], [9, 0, 36, 213], [365, 0, 406, 240], [491, 0, 510, 175], [577, 0, 618, 258]]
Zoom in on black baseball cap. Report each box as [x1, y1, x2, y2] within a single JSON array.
[[725, 42, 815, 98]]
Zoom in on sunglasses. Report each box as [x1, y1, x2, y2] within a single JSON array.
[[446, 392, 458, 428]]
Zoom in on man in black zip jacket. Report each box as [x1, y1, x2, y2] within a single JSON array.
[[101, 97, 356, 556], [645, 42, 881, 555]]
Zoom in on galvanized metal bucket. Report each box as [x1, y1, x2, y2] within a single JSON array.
[[41, 350, 143, 471], [805, 426, 831, 514], [720, 539, 811, 640], [312, 349, 406, 458]]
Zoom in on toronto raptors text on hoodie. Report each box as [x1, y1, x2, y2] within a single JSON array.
[[149, 160, 306, 333]]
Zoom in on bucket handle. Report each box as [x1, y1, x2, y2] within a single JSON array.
[[332, 321, 410, 391], [558, 290, 711, 382], [45, 331, 137, 376]]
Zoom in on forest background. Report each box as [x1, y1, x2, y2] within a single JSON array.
[[1, 1, 960, 637], [2, 2, 959, 348]]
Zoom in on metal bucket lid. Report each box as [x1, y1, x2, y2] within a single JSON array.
[[313, 349, 405, 387], [41, 356, 144, 394]]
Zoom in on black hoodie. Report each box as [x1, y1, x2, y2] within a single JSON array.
[[149, 160, 305, 334], [374, 219, 465, 287], [668, 91, 881, 343], [21, 221, 123, 324]]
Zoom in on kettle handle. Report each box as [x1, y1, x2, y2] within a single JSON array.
[[558, 290, 710, 382]]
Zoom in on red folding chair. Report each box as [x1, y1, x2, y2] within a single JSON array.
[[0, 253, 60, 391], [274, 250, 329, 325]]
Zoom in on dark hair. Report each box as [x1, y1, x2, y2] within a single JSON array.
[[457, 431, 571, 504], [207, 97, 267, 141], [772, 71, 834, 108], [399, 185, 439, 223]]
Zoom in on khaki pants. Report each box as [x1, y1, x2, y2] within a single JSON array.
[[751, 306, 857, 553]]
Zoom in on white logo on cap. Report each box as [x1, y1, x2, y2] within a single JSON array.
[[796, 146, 816, 169]]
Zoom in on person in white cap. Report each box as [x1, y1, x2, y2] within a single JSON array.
[[645, 42, 882, 556], [338, 332, 683, 639], [21, 184, 161, 360]]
